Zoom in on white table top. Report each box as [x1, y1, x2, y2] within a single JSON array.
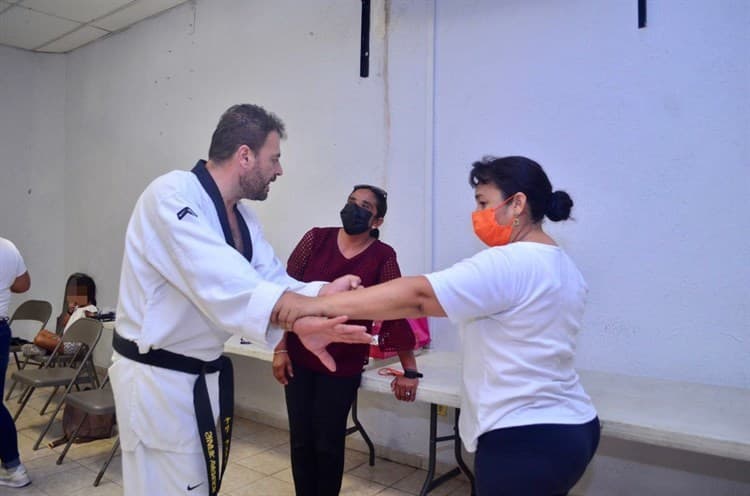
[[222, 334, 408, 368], [579, 369, 750, 461], [361, 350, 462, 407], [223, 334, 275, 361], [361, 350, 750, 462]]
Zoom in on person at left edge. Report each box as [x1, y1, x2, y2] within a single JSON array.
[[109, 104, 372, 496], [0, 237, 32, 489]]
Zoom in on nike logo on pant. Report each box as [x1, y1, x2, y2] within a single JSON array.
[[187, 482, 204, 491]]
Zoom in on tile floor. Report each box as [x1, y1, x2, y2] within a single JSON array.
[[2, 361, 472, 496]]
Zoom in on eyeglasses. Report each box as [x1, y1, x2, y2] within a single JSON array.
[[352, 184, 388, 199]]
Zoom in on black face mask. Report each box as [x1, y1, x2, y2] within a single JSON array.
[[340, 203, 373, 235]]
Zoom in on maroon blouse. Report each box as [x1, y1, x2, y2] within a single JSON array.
[[286, 227, 412, 376]]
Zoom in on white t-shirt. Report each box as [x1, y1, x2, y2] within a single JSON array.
[[425, 241, 597, 452], [0, 237, 27, 317]]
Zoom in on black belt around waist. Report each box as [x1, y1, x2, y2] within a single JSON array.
[[113, 331, 234, 496]]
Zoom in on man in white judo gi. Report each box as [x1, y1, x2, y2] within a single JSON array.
[[110, 104, 372, 496]]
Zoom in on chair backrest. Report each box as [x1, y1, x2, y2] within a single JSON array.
[[10, 299, 53, 330], [48, 317, 103, 367], [60, 317, 103, 348]]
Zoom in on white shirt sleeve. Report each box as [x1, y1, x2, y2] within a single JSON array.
[[0, 238, 27, 281], [425, 248, 520, 324], [135, 187, 295, 344]]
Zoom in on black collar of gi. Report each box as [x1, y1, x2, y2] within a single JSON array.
[[192, 160, 253, 263]]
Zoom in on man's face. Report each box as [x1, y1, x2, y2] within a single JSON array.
[[240, 131, 282, 201]]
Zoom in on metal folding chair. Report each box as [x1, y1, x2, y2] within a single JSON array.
[[5, 300, 52, 400], [10, 318, 103, 449], [55, 375, 119, 486]]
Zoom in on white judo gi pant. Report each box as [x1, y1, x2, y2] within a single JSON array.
[[123, 444, 210, 496], [111, 355, 223, 496]]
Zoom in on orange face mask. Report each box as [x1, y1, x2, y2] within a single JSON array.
[[471, 195, 515, 247]]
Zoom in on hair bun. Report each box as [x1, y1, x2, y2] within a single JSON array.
[[546, 190, 573, 221]]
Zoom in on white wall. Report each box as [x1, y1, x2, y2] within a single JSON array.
[[432, 0, 750, 388], [2, 0, 749, 493], [0, 45, 67, 331], [62, 0, 401, 310]]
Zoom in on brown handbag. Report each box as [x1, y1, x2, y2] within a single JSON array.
[[48, 398, 116, 447], [33, 329, 61, 352]]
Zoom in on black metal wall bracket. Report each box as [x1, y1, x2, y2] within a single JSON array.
[[360, 0, 371, 77]]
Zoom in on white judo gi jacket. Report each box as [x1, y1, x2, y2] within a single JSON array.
[[110, 161, 324, 454]]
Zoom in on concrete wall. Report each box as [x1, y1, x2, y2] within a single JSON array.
[[0, 44, 66, 335]]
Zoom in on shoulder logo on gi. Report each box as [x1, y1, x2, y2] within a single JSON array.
[[177, 206, 198, 220]]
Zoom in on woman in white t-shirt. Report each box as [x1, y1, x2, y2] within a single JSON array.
[[275, 156, 599, 495]]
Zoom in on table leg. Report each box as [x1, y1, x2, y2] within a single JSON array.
[[420, 404, 463, 496], [453, 408, 476, 495], [345, 392, 375, 466]]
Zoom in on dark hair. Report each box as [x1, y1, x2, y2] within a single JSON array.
[[55, 273, 97, 333], [469, 156, 573, 223], [352, 184, 388, 239], [208, 104, 286, 162]]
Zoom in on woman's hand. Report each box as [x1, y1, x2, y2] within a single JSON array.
[[272, 352, 293, 385], [391, 376, 419, 402], [292, 316, 370, 372], [320, 275, 362, 295], [272, 292, 323, 332]]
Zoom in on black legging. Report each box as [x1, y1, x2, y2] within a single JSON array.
[[0, 321, 21, 468], [475, 417, 600, 496], [284, 364, 361, 496]]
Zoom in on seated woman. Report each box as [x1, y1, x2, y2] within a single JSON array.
[[273, 184, 420, 496], [276, 157, 600, 496], [21, 273, 97, 359]]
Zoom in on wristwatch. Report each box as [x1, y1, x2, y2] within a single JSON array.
[[403, 369, 423, 379]]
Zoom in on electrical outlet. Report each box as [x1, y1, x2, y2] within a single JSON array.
[[437, 405, 448, 416]]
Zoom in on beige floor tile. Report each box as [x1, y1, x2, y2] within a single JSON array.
[[344, 447, 371, 472], [233, 446, 292, 475], [228, 475, 296, 496], [64, 480, 123, 496], [340, 473, 388, 496], [391, 468, 472, 496], [374, 489, 414, 496], [227, 435, 274, 461], [20, 453, 69, 479], [74, 449, 120, 474], [16, 431, 62, 462], [218, 462, 268, 493], [237, 424, 289, 450], [348, 458, 418, 487], [0, 484, 48, 496], [230, 417, 259, 438], [27, 463, 100, 495], [13, 412, 52, 434], [271, 467, 294, 483]]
